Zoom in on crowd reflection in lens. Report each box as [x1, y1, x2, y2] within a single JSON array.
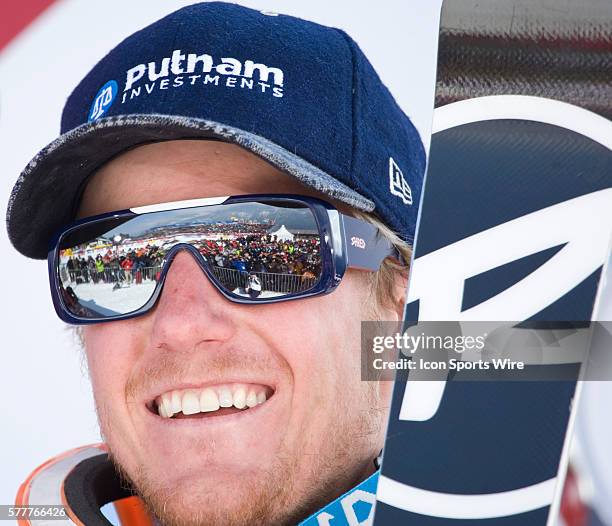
[[59, 218, 322, 310]]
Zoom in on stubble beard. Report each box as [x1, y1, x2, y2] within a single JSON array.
[[99, 385, 381, 526]]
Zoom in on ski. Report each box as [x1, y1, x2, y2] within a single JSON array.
[[372, 1, 612, 524]]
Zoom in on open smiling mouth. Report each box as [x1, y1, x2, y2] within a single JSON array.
[[148, 384, 275, 419]]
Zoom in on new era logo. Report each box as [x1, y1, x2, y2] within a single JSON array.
[[389, 157, 413, 205]]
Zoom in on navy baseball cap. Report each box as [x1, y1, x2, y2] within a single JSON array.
[[6, 1, 426, 259]]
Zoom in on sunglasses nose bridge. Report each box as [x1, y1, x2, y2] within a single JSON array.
[[159, 243, 210, 278], [154, 242, 230, 300]]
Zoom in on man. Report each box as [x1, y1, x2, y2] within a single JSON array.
[[245, 272, 262, 299], [6, 3, 425, 525]]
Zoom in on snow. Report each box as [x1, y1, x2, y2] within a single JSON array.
[[69, 280, 284, 315], [232, 288, 285, 299], [73, 281, 157, 315]]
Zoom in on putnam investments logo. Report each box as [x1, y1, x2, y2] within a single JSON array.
[[119, 49, 285, 103], [88, 80, 118, 122]]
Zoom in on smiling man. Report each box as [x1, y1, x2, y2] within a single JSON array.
[[7, 3, 425, 525]]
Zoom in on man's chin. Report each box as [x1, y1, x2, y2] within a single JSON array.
[[139, 476, 285, 526], [110, 453, 301, 526]]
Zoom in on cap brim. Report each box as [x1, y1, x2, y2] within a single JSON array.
[[7, 114, 374, 259]]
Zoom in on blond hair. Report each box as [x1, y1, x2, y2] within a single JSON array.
[[353, 210, 412, 315]]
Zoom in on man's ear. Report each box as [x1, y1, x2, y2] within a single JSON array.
[[394, 275, 409, 322], [389, 259, 409, 322]]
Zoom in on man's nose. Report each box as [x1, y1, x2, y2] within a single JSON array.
[[149, 250, 236, 351]]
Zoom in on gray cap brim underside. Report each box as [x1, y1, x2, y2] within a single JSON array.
[[7, 114, 374, 259]]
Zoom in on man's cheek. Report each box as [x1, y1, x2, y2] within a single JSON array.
[[87, 353, 123, 404], [84, 327, 139, 432], [293, 331, 348, 418], [87, 354, 142, 475], [85, 323, 142, 377]]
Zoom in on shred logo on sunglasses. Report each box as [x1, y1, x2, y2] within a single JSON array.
[[351, 236, 366, 249]]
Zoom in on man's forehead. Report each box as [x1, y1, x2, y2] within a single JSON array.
[[75, 139, 346, 218]]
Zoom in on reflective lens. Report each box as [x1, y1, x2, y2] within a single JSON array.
[[56, 200, 323, 319]]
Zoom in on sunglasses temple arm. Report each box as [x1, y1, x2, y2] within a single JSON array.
[[340, 215, 396, 271]]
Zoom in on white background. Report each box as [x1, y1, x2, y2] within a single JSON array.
[[0, 0, 443, 509]]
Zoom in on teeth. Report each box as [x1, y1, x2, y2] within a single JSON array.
[[200, 388, 220, 412], [246, 390, 258, 408], [233, 386, 247, 409], [161, 393, 173, 418], [218, 387, 233, 408], [171, 391, 182, 414], [155, 384, 271, 418], [182, 391, 200, 415]]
